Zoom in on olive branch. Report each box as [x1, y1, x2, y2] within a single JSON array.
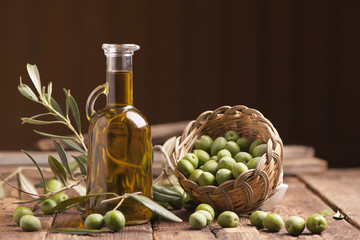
[[0, 63, 183, 223]]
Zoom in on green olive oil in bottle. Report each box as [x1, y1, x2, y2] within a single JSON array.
[[85, 44, 152, 225]]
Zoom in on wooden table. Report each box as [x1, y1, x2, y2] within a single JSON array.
[[1, 151, 360, 239]]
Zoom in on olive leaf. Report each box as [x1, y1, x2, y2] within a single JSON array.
[[14, 197, 46, 204], [127, 194, 183, 222], [320, 209, 333, 217], [21, 150, 47, 189], [26, 64, 42, 96], [61, 139, 86, 154], [50, 228, 107, 235], [153, 191, 182, 202], [47, 82, 52, 103], [17, 173, 22, 199], [64, 88, 70, 119], [34, 130, 75, 140], [21, 118, 64, 125], [333, 210, 345, 220], [18, 78, 39, 102], [69, 93, 81, 133], [52, 192, 116, 211], [72, 155, 87, 176], [48, 155, 68, 186], [153, 185, 182, 197], [53, 139, 73, 179], [17, 172, 39, 199]]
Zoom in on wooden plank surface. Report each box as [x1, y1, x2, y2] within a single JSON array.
[[299, 169, 360, 230], [1, 167, 360, 239]]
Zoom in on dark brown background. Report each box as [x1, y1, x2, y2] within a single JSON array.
[[1, 0, 359, 167]]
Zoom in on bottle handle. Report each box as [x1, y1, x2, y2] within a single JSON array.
[[86, 83, 107, 120]]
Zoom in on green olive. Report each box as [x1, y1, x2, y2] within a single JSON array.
[[189, 169, 204, 184], [51, 192, 69, 204], [85, 213, 105, 229], [40, 198, 57, 215], [252, 144, 268, 157], [249, 210, 268, 228], [217, 211, 239, 228], [195, 203, 215, 219], [193, 149, 210, 166], [262, 213, 284, 232], [196, 210, 213, 225], [217, 157, 236, 171], [45, 178, 63, 193], [216, 169, 233, 185], [224, 141, 241, 157], [198, 172, 216, 186], [217, 149, 232, 160], [104, 210, 126, 232], [19, 215, 41, 231], [177, 159, 195, 178], [236, 137, 252, 152], [234, 152, 253, 164], [13, 207, 33, 225], [210, 137, 227, 156], [249, 140, 265, 155], [183, 153, 199, 169], [194, 135, 213, 153], [189, 212, 207, 229], [225, 130, 240, 142], [285, 216, 305, 236], [202, 160, 218, 176], [232, 162, 249, 178], [247, 157, 261, 169]]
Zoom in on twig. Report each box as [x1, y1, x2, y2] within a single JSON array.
[[101, 191, 142, 204]]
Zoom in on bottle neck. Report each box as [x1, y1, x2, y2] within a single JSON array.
[[106, 55, 133, 106]]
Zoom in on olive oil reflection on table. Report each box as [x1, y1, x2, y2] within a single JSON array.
[[86, 71, 153, 225]]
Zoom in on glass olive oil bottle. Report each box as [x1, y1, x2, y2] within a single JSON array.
[[85, 44, 152, 225]]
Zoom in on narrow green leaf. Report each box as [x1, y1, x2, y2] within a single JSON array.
[[14, 197, 46, 204], [333, 210, 345, 220], [320, 209, 333, 217], [153, 185, 183, 197], [64, 88, 70, 119], [17, 172, 22, 199], [21, 150, 47, 189], [52, 192, 116, 211], [26, 64, 42, 96], [48, 155, 68, 186], [61, 139, 87, 154], [50, 228, 107, 235], [53, 139, 73, 179], [47, 82, 52, 103], [18, 80, 39, 102], [69, 94, 81, 133], [18, 172, 39, 198], [127, 194, 183, 222], [21, 118, 64, 125], [153, 191, 182, 202], [34, 130, 75, 140], [44, 95, 64, 117], [72, 155, 87, 176]]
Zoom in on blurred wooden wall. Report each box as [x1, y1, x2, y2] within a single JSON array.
[[0, 0, 359, 167]]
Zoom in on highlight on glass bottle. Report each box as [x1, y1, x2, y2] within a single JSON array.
[[85, 44, 153, 225]]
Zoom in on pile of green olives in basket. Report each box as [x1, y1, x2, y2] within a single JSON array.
[[177, 130, 268, 186]]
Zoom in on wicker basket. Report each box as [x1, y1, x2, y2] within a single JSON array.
[[172, 105, 284, 214]]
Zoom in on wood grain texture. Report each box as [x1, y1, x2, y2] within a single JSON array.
[[258, 177, 360, 239], [299, 169, 360, 230]]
